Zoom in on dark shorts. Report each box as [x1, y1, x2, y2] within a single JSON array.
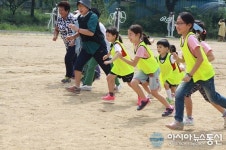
[[166, 80, 178, 88], [110, 72, 134, 83], [74, 44, 111, 75]]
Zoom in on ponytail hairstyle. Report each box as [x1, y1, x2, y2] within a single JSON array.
[[106, 26, 123, 43], [129, 24, 151, 45], [169, 45, 177, 53], [142, 33, 151, 45]]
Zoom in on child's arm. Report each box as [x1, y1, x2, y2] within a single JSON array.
[[103, 51, 111, 60], [201, 41, 215, 62], [104, 52, 119, 65], [206, 51, 215, 62], [118, 54, 139, 67]]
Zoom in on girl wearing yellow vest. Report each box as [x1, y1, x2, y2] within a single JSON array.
[[183, 21, 226, 127], [102, 26, 134, 102], [166, 12, 226, 130], [119, 24, 174, 116], [156, 39, 184, 104]]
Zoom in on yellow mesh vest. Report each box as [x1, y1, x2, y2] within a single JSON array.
[[157, 53, 184, 86], [181, 32, 215, 82], [136, 41, 159, 74], [110, 40, 134, 76]]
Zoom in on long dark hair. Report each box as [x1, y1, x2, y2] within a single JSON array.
[[129, 24, 151, 45], [178, 12, 194, 30], [106, 26, 123, 43]]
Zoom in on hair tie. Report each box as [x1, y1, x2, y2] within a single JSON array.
[[203, 30, 207, 34]]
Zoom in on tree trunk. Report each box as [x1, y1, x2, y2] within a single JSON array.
[[31, 0, 35, 17]]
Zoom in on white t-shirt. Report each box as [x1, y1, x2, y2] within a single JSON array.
[[99, 22, 111, 51], [114, 43, 122, 53]]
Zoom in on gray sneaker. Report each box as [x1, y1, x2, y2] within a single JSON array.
[[114, 84, 122, 92], [66, 86, 81, 94], [80, 85, 92, 91], [183, 117, 194, 126]]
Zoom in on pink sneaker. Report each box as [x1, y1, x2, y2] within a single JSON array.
[[102, 94, 115, 102]]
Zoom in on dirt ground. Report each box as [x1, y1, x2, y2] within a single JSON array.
[[0, 32, 226, 150]]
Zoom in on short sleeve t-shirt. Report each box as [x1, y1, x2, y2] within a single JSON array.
[[114, 43, 122, 53], [136, 46, 149, 58], [188, 35, 212, 56], [200, 41, 212, 54]]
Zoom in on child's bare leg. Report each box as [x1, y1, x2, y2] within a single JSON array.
[[151, 89, 171, 108], [141, 81, 152, 95], [106, 74, 116, 94], [184, 96, 193, 117], [130, 79, 146, 99]]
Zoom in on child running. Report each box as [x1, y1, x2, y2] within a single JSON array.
[[102, 26, 134, 102], [166, 12, 226, 130], [182, 21, 226, 127], [118, 24, 174, 116], [156, 39, 184, 104]]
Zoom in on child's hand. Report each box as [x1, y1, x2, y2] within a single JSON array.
[[103, 55, 108, 60], [172, 52, 178, 60], [104, 60, 112, 65], [183, 74, 192, 82]]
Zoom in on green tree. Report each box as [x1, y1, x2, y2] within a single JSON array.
[[92, 0, 106, 15], [4, 0, 28, 15], [165, 0, 178, 13]]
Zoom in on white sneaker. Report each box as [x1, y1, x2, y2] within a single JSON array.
[[223, 117, 226, 128], [183, 117, 194, 126], [114, 84, 122, 92], [80, 85, 92, 91]]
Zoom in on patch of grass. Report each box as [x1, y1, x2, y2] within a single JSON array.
[[0, 23, 49, 32], [0, 8, 51, 32]]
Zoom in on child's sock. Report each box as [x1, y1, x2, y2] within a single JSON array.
[[166, 89, 173, 100], [109, 92, 114, 97], [187, 116, 193, 120]]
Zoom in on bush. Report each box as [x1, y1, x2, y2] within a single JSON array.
[[0, 7, 50, 31]]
